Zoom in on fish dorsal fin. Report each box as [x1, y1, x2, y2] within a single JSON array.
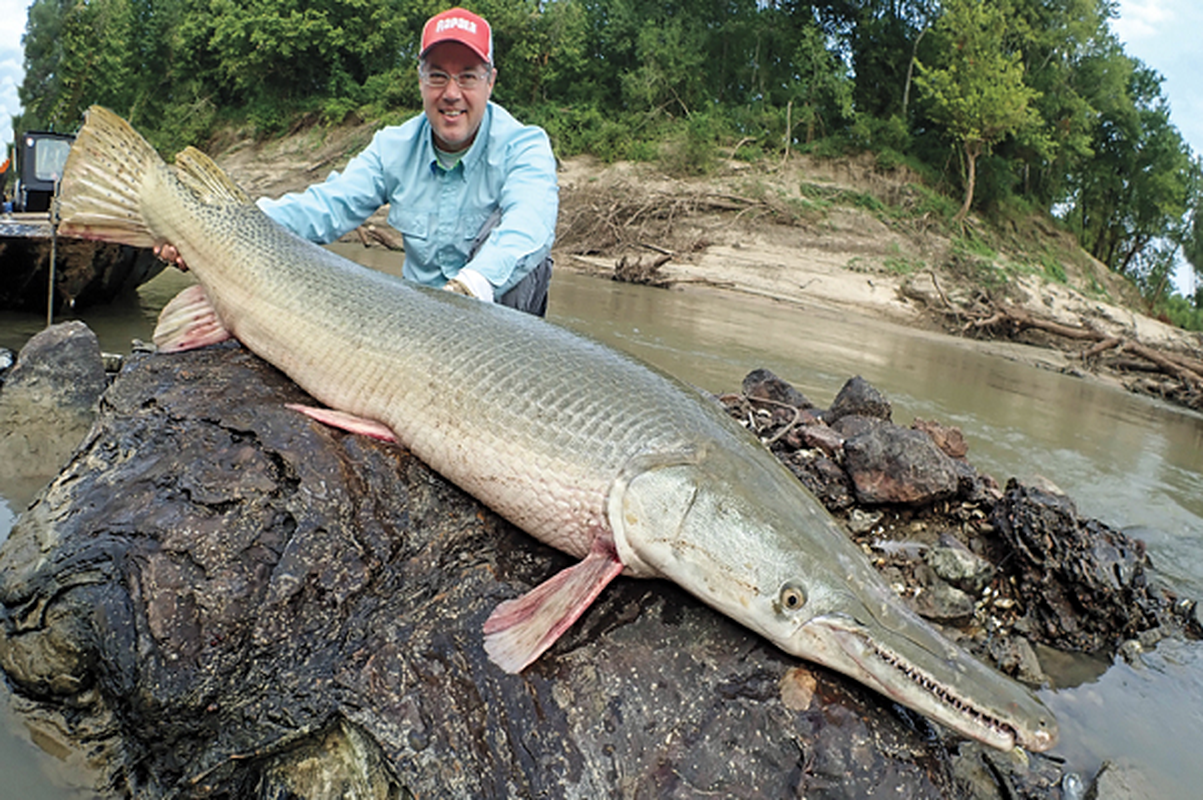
[[483, 536, 625, 673], [172, 146, 252, 205]]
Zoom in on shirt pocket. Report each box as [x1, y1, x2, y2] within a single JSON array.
[[461, 208, 494, 241], [392, 209, 429, 240]]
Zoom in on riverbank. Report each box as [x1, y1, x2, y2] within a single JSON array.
[[548, 154, 1203, 411]]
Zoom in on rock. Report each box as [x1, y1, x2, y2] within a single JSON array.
[[989, 480, 1167, 652], [830, 413, 884, 438], [0, 345, 985, 799], [847, 509, 884, 535], [912, 579, 975, 622], [741, 367, 813, 408], [0, 347, 15, 383], [1084, 759, 1161, 800], [843, 424, 961, 505], [826, 375, 892, 423], [912, 417, 968, 459], [986, 636, 1047, 685], [0, 321, 106, 493], [900, 272, 946, 308], [949, 742, 1067, 800], [796, 423, 843, 456], [925, 535, 995, 594], [786, 451, 856, 511]]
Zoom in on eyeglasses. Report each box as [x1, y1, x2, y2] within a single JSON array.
[[420, 69, 492, 90]]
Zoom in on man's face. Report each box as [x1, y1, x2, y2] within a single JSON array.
[[421, 42, 495, 153]]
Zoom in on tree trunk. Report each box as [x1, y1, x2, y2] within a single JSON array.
[[956, 139, 982, 221], [901, 27, 928, 121]]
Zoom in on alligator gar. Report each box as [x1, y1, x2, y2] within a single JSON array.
[[56, 106, 1056, 752]]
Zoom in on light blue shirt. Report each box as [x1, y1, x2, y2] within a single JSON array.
[[257, 102, 558, 296]]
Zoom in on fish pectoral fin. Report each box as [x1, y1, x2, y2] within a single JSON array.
[[284, 404, 398, 443], [153, 285, 233, 353], [483, 537, 625, 673]]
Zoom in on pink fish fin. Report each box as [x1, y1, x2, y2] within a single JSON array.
[[153, 284, 233, 353], [483, 536, 625, 673], [284, 403, 398, 443]]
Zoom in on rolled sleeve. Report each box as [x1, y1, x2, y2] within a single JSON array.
[[467, 126, 559, 294]]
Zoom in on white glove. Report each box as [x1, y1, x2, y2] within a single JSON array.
[[443, 267, 495, 302]]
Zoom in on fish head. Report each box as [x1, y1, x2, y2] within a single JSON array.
[[609, 440, 1058, 753]]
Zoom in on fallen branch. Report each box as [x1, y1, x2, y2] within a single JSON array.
[[613, 253, 673, 287], [958, 301, 1203, 403], [1124, 341, 1203, 386], [361, 224, 405, 251], [1081, 337, 1122, 360]]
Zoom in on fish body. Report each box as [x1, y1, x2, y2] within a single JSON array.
[[57, 107, 1056, 752]]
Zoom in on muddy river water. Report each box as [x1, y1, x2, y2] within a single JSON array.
[[2, 247, 1202, 797]]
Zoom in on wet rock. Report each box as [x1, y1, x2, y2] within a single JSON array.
[[912, 578, 975, 622], [989, 480, 1166, 652], [847, 509, 884, 535], [950, 742, 1068, 800], [0, 345, 979, 799], [0, 321, 106, 491], [926, 534, 995, 594], [741, 367, 813, 409], [830, 413, 884, 438], [1084, 759, 1161, 800], [0, 347, 15, 383], [786, 452, 856, 511], [844, 424, 961, 505], [986, 636, 1047, 685], [792, 423, 843, 456], [912, 417, 969, 459], [826, 375, 892, 423]]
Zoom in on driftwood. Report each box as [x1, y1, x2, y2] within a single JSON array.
[[359, 224, 405, 251], [556, 182, 802, 260], [961, 301, 1203, 409], [613, 253, 673, 287]]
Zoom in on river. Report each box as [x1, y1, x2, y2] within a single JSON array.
[[2, 247, 1202, 797]]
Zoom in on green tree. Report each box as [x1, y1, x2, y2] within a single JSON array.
[[16, 0, 73, 133], [914, 0, 1041, 219], [1068, 61, 1197, 301]]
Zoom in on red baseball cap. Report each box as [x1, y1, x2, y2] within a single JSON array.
[[421, 8, 494, 65]]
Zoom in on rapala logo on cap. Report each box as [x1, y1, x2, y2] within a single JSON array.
[[436, 17, 477, 35]]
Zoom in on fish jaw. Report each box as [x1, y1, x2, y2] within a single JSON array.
[[787, 607, 1058, 752], [610, 440, 1058, 753]]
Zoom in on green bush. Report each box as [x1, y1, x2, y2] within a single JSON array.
[[658, 112, 724, 176]]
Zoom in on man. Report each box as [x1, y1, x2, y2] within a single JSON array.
[[159, 7, 558, 316]]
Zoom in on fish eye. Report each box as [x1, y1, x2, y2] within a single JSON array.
[[778, 581, 807, 613]]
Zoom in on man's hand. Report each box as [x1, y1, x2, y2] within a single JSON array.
[[442, 267, 494, 302], [154, 243, 189, 272]]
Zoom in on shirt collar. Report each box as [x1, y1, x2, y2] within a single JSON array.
[[425, 103, 493, 174]]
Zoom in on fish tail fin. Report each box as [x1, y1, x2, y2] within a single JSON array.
[[57, 105, 162, 248], [483, 537, 624, 673], [173, 146, 252, 206]]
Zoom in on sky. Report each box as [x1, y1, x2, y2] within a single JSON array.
[[0, 1, 1200, 278]]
